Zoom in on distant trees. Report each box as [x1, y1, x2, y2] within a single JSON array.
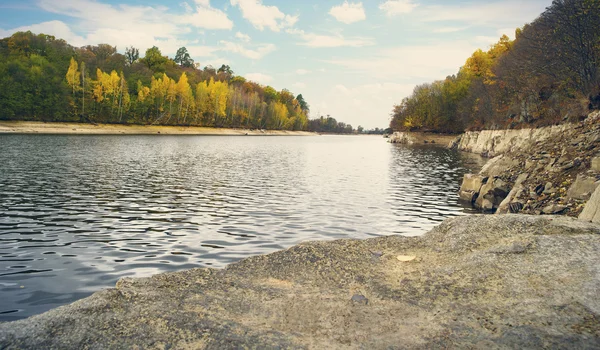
[[307, 115, 354, 134], [390, 0, 600, 133], [0, 31, 370, 132]]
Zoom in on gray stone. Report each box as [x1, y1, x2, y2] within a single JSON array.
[[389, 132, 414, 144], [515, 173, 529, 186], [580, 185, 600, 223], [458, 174, 486, 203], [1, 215, 600, 349], [567, 175, 600, 200], [542, 204, 567, 214], [496, 184, 525, 215], [592, 156, 600, 172], [480, 155, 520, 177], [351, 294, 369, 305], [475, 178, 511, 211]]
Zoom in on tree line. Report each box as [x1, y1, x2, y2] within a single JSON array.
[[390, 0, 600, 133], [0, 31, 350, 132]]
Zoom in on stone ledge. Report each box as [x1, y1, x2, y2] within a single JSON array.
[[1, 215, 599, 349]]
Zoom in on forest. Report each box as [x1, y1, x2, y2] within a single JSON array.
[[0, 31, 349, 132], [390, 0, 600, 133]]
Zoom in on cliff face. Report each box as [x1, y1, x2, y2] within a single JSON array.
[[454, 111, 600, 220], [1, 215, 599, 349]]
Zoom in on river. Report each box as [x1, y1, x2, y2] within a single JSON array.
[[0, 134, 483, 321]]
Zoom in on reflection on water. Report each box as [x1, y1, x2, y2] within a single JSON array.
[[0, 134, 483, 321]]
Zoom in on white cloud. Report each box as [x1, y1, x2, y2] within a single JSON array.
[[235, 31, 251, 42], [287, 28, 373, 48], [324, 41, 481, 81], [230, 0, 297, 32], [329, 2, 366, 24], [219, 41, 276, 59], [296, 69, 310, 75], [312, 82, 415, 128], [433, 26, 469, 34], [0, 0, 244, 67], [0, 20, 86, 46], [180, 0, 234, 30], [293, 82, 307, 89], [245, 72, 273, 84], [419, 1, 547, 25], [379, 0, 418, 16]]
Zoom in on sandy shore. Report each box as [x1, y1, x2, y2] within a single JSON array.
[[0, 121, 316, 136]]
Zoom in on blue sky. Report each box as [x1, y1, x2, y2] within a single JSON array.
[[0, 0, 552, 128]]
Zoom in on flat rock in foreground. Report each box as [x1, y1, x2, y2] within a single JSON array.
[[1, 215, 600, 349]]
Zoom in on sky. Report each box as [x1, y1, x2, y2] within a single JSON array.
[[0, 0, 553, 129]]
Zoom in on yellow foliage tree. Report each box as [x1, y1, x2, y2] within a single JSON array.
[[65, 57, 80, 96]]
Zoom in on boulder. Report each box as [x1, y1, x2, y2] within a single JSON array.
[[480, 155, 520, 177], [389, 132, 414, 144], [580, 185, 600, 223], [496, 184, 525, 214], [475, 177, 511, 212], [542, 204, 567, 215], [567, 175, 600, 200], [458, 174, 486, 203]]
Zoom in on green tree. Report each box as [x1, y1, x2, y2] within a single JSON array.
[[174, 47, 194, 68]]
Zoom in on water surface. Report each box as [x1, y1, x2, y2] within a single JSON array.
[[0, 134, 483, 321]]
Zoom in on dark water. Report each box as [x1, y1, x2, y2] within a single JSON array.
[[0, 134, 483, 321]]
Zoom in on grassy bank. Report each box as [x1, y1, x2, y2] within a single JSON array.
[[0, 121, 316, 136]]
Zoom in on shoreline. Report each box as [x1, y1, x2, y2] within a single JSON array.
[[0, 121, 316, 136]]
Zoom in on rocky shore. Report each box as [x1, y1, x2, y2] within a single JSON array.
[[453, 111, 600, 219], [389, 131, 458, 145], [1, 214, 599, 349]]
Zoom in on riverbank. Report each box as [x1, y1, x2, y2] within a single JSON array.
[[453, 111, 600, 217], [1, 214, 598, 348], [0, 121, 315, 136]]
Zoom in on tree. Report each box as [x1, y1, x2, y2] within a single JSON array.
[[296, 94, 309, 113], [65, 57, 80, 96], [125, 46, 139, 66], [174, 47, 194, 68], [142, 46, 168, 71]]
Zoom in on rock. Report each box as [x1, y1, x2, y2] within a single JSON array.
[[458, 174, 486, 203], [580, 185, 600, 223], [389, 132, 414, 144], [480, 155, 519, 177], [515, 173, 529, 186], [351, 294, 369, 305], [567, 175, 600, 200], [496, 184, 525, 214], [509, 202, 524, 214], [1, 215, 599, 349], [542, 204, 567, 214], [592, 156, 600, 172], [396, 255, 416, 262], [475, 178, 511, 212]]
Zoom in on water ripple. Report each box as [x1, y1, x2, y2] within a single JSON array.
[[0, 134, 483, 321]]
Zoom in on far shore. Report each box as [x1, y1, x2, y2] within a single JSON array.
[[0, 121, 316, 136]]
